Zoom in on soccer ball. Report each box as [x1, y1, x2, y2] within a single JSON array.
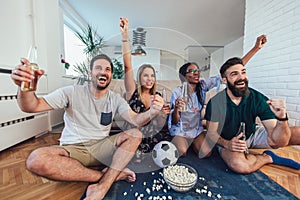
[[152, 141, 179, 168]]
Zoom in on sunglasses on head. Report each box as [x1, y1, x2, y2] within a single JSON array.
[[186, 69, 201, 74]]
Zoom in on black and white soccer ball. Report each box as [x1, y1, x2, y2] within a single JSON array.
[[152, 141, 179, 168]]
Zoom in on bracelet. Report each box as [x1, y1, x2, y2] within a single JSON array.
[[275, 113, 288, 121], [122, 39, 130, 42]]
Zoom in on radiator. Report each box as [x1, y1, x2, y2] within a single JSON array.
[[0, 71, 50, 151]]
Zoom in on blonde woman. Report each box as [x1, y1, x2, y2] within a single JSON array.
[[120, 18, 170, 157]]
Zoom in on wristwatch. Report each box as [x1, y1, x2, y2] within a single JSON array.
[[275, 113, 288, 121]]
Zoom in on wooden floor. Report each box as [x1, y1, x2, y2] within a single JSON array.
[[0, 132, 299, 200]]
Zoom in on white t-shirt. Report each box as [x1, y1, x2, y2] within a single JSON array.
[[43, 84, 130, 145]]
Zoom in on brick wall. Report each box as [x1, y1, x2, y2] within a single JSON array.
[[244, 0, 300, 126]]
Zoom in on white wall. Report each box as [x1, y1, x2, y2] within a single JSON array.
[[223, 37, 244, 61], [210, 48, 224, 76], [0, 0, 34, 67], [210, 37, 244, 76], [34, 0, 66, 91], [0, 0, 66, 127], [160, 51, 184, 81], [245, 0, 300, 125]]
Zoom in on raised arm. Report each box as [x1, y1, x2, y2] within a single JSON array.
[[261, 99, 291, 148], [11, 58, 52, 113], [242, 34, 267, 65], [120, 17, 136, 100]]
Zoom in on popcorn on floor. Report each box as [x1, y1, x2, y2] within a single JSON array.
[[125, 167, 222, 200]]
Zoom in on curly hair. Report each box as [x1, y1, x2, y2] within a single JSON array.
[[178, 62, 204, 106]]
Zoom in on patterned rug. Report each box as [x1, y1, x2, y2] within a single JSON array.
[[81, 148, 298, 200]]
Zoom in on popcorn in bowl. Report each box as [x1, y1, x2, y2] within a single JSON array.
[[163, 163, 198, 192]]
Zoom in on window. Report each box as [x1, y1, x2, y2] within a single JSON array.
[[63, 25, 86, 76]]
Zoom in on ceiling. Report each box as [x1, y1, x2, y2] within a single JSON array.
[[65, 0, 245, 56]]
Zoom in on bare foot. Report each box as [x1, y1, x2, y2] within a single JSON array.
[[84, 183, 107, 200], [84, 168, 136, 199], [116, 167, 136, 182], [101, 167, 136, 182]]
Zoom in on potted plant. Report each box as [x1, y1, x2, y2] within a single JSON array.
[[74, 24, 104, 84], [65, 24, 124, 83], [112, 58, 124, 79], [75, 24, 104, 59]]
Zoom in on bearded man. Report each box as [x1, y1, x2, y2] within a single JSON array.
[[203, 57, 300, 174]]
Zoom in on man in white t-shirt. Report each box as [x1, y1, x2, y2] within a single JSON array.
[[11, 54, 164, 199]]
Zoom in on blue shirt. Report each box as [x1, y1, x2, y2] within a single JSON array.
[[168, 75, 221, 138]]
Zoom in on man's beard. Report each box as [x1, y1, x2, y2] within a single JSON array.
[[92, 75, 110, 90], [96, 84, 109, 90], [227, 78, 250, 97]]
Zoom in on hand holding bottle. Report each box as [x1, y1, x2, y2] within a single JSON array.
[[11, 57, 44, 91], [178, 82, 188, 112], [20, 46, 40, 92], [161, 88, 170, 115], [236, 122, 249, 154], [149, 94, 164, 115]]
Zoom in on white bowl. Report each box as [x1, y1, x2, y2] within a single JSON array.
[[163, 163, 198, 192]]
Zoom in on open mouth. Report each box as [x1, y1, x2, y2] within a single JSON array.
[[235, 81, 245, 88], [145, 81, 153, 86], [193, 77, 199, 81], [97, 76, 107, 83]]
